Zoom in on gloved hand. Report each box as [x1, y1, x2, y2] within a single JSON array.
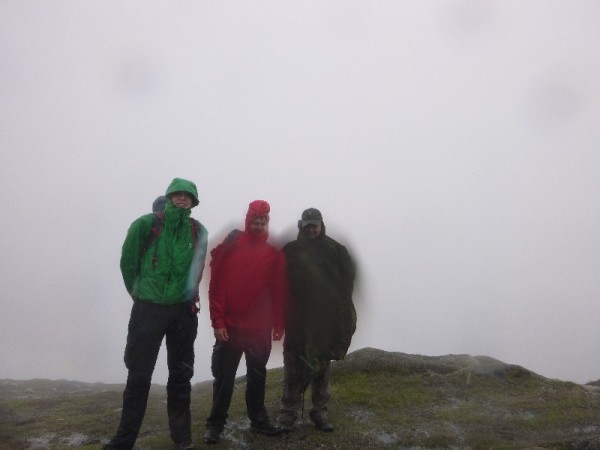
[[191, 296, 200, 315]]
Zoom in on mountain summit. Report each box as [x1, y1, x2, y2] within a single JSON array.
[[1, 348, 599, 448]]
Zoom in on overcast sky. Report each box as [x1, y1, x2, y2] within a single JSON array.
[[1, 1, 599, 386]]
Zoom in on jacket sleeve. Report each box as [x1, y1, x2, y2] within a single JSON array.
[[185, 223, 208, 301], [336, 242, 357, 345], [120, 215, 151, 297], [208, 243, 227, 329], [270, 249, 287, 331], [338, 244, 356, 298]]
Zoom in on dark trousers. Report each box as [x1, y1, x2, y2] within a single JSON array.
[[280, 351, 331, 422], [108, 301, 198, 449], [206, 327, 272, 431]]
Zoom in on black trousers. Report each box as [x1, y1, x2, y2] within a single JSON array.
[[205, 327, 272, 431], [108, 301, 198, 449]]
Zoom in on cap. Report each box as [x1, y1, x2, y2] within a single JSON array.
[[301, 207, 323, 227]]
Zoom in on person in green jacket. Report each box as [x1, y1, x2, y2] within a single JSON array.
[[106, 178, 208, 450], [279, 207, 356, 433]]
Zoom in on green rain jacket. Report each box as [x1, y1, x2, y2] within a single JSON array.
[[120, 178, 208, 305]]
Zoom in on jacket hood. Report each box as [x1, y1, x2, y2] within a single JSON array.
[[165, 178, 200, 207], [244, 200, 270, 241]]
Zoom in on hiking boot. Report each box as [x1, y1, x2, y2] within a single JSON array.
[[279, 418, 295, 433], [177, 443, 195, 450], [313, 419, 334, 432], [203, 427, 221, 445], [310, 412, 334, 432], [279, 413, 296, 432], [250, 420, 282, 436]]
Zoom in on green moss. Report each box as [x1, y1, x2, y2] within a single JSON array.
[[333, 371, 433, 410], [3, 350, 600, 449]]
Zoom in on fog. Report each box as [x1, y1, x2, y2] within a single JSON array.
[[1, 1, 599, 386]]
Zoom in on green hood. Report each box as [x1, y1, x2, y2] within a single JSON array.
[[165, 177, 199, 207]]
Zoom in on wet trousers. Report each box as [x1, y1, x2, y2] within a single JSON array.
[[280, 351, 331, 422], [205, 327, 272, 431], [108, 301, 198, 450]]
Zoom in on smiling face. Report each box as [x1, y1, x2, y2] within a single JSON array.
[[303, 223, 322, 239], [249, 216, 268, 236], [169, 191, 194, 209]]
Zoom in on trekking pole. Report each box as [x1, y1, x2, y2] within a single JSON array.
[[301, 362, 307, 420]]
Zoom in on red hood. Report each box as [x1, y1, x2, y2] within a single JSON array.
[[244, 199, 271, 242]]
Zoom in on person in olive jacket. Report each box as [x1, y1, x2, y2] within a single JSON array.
[[279, 208, 356, 433], [105, 178, 208, 450]]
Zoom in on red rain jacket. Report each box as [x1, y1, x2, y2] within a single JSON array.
[[208, 202, 285, 332]]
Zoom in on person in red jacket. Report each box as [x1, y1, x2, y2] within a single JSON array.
[[204, 200, 285, 444]]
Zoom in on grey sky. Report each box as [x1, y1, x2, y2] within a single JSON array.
[[1, 1, 599, 385]]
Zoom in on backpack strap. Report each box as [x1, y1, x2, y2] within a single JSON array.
[[140, 212, 164, 267], [141, 214, 200, 268], [190, 217, 201, 248], [209, 229, 242, 270], [141, 213, 202, 250]]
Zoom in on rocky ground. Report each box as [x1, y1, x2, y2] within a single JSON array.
[[1, 348, 600, 449]]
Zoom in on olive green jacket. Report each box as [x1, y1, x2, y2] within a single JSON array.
[[283, 231, 356, 367]]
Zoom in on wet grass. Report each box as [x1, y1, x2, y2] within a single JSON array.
[[2, 348, 600, 449]]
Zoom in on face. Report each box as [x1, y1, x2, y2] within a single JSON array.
[[249, 216, 268, 236], [170, 191, 193, 209], [304, 223, 322, 239]]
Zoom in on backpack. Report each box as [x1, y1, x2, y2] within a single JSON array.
[[209, 229, 242, 272], [141, 212, 201, 262]]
